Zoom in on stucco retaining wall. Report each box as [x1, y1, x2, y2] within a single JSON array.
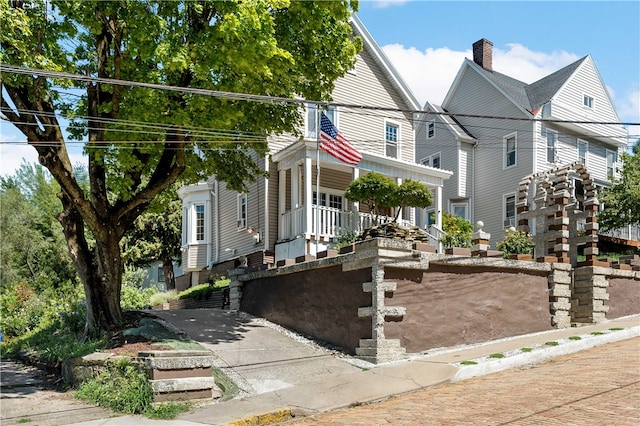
[[383, 266, 553, 353], [240, 265, 372, 354], [607, 278, 640, 319]]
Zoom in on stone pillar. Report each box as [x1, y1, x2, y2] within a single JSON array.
[[551, 171, 571, 263], [356, 264, 406, 364], [471, 221, 490, 257], [228, 267, 248, 311], [547, 263, 572, 328], [581, 198, 601, 265], [572, 266, 609, 324]]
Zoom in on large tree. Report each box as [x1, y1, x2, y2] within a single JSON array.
[[598, 141, 640, 231], [1, 0, 361, 336]]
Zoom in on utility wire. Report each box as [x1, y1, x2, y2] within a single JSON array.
[[2, 64, 638, 127]]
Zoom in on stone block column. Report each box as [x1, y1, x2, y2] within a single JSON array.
[[547, 264, 572, 328], [228, 267, 248, 311], [471, 221, 490, 257], [551, 171, 571, 263], [572, 266, 609, 324], [356, 264, 407, 364]]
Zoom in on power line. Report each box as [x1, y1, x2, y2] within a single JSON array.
[[2, 64, 638, 127]]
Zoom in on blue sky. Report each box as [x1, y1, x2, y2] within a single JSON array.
[[1, 0, 638, 176], [357, 0, 639, 128]]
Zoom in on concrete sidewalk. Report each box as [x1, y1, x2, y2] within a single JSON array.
[[68, 311, 639, 426]]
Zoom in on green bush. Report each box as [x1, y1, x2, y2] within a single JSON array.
[[440, 213, 473, 248], [334, 230, 358, 250], [121, 285, 156, 310], [496, 227, 533, 258], [75, 358, 190, 419]]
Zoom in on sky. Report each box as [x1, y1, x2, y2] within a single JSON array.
[[1, 0, 639, 177]]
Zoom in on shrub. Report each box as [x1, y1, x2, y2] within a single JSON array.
[[334, 230, 358, 250], [440, 213, 473, 248], [496, 227, 533, 258]]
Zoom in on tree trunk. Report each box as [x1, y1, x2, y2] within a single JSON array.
[[58, 196, 123, 337], [162, 257, 176, 291]]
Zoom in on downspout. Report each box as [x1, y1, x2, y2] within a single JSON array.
[[213, 181, 219, 264], [263, 155, 269, 252], [471, 140, 477, 225]]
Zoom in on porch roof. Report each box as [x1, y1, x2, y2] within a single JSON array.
[[271, 140, 452, 188]]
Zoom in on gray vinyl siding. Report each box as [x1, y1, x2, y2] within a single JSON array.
[[332, 47, 415, 163], [444, 66, 535, 241]]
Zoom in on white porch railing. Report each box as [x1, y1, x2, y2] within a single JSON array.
[[279, 205, 413, 241], [599, 224, 640, 242]]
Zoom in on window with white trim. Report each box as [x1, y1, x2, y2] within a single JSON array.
[[306, 104, 336, 138], [421, 152, 441, 169], [577, 139, 588, 166], [451, 203, 468, 220], [195, 204, 205, 241], [504, 133, 516, 168], [427, 120, 435, 139], [545, 127, 557, 163], [606, 149, 617, 178], [237, 193, 247, 230], [504, 194, 516, 228], [385, 121, 399, 158], [583, 94, 594, 109]]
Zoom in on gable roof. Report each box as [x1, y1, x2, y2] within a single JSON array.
[[423, 101, 476, 142], [458, 55, 590, 114], [350, 14, 421, 111]]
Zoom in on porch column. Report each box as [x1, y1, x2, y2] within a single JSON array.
[[278, 169, 286, 240], [291, 164, 300, 209], [304, 156, 313, 239], [396, 177, 403, 222], [352, 168, 360, 232], [435, 185, 443, 253]]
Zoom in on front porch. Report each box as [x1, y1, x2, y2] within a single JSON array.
[[272, 140, 452, 260]]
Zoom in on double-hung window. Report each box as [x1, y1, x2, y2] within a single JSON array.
[[546, 128, 558, 163], [504, 133, 516, 168], [606, 149, 617, 178], [583, 94, 594, 109], [385, 121, 399, 158], [427, 120, 435, 139], [504, 194, 516, 228], [422, 153, 441, 169], [306, 104, 336, 138], [195, 204, 205, 241], [237, 193, 247, 230], [577, 139, 588, 166]]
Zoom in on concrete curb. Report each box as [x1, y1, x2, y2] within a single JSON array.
[[452, 325, 640, 382]]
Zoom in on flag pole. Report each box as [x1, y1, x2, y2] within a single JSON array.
[[315, 106, 321, 257]]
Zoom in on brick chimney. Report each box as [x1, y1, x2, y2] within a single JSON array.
[[472, 38, 493, 71]]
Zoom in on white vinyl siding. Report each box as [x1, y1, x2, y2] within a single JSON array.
[[331, 47, 415, 163]]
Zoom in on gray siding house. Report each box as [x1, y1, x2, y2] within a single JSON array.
[[178, 15, 452, 285], [416, 38, 628, 244]]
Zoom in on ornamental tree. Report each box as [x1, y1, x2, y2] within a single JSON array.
[[1, 0, 361, 336], [344, 173, 433, 224], [598, 141, 640, 231]]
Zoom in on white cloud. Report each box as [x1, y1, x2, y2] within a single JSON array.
[[0, 143, 39, 177], [368, 0, 409, 9], [382, 42, 581, 106]]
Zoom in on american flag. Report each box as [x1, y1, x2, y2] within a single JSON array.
[[319, 112, 362, 166]]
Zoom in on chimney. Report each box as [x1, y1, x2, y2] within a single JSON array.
[[472, 38, 493, 71]]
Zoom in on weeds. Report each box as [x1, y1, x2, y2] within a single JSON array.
[[460, 360, 478, 365], [520, 347, 533, 353], [568, 336, 582, 340], [489, 353, 505, 359], [545, 341, 559, 346]]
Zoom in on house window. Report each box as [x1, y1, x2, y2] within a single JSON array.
[[606, 149, 617, 178], [329, 194, 343, 210], [451, 203, 468, 220], [504, 133, 516, 168], [157, 267, 166, 283], [504, 194, 516, 228], [583, 95, 594, 109], [427, 120, 435, 139], [237, 193, 247, 230], [306, 104, 336, 138], [577, 139, 588, 166], [421, 153, 441, 169], [313, 191, 326, 206], [195, 204, 205, 241], [546, 128, 557, 163], [385, 121, 399, 158]]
